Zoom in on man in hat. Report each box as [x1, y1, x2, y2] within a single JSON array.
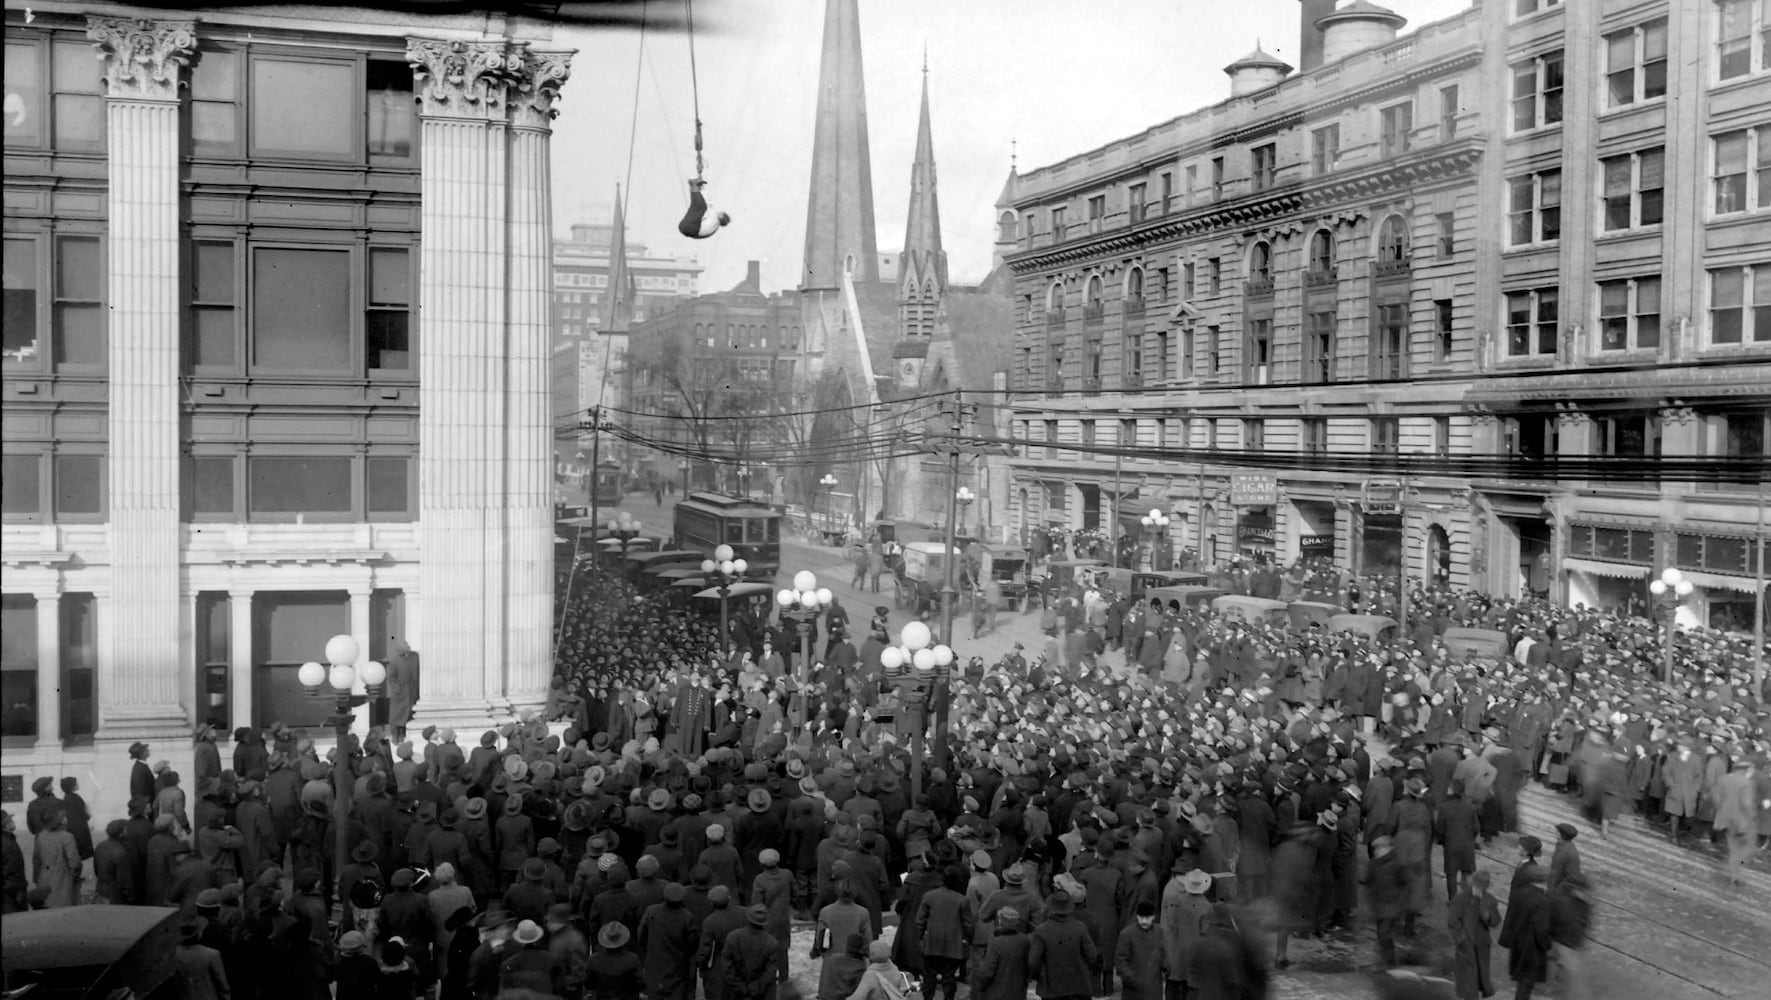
[[1161, 867, 1214, 995], [1711, 756, 1760, 884], [1449, 867, 1500, 1000], [428, 728, 464, 787], [129, 741, 157, 807], [381, 867, 433, 983], [719, 904, 781, 1000], [1028, 889, 1098, 1000], [1437, 780, 1480, 902], [1498, 865, 1554, 1000], [94, 818, 134, 904], [915, 865, 974, 1000], [698, 885, 748, 1000], [500, 919, 565, 995], [1547, 823, 1582, 892], [24, 776, 61, 836], [173, 914, 231, 1000], [1114, 899, 1163, 1000], [639, 880, 702, 1000], [975, 904, 1031, 1000], [1366, 835, 1409, 968]]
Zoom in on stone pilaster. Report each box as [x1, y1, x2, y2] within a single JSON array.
[[408, 39, 570, 727], [90, 16, 196, 738], [227, 591, 254, 733], [34, 590, 62, 746]]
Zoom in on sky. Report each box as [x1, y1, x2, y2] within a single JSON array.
[[550, 0, 1474, 293]]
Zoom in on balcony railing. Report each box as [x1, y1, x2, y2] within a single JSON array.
[[1374, 258, 1412, 279], [1046, 307, 1067, 327], [1304, 268, 1338, 288], [1123, 295, 1146, 316], [1245, 278, 1275, 297], [1083, 303, 1105, 323]]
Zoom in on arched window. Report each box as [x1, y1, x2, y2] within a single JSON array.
[[1309, 230, 1336, 276], [905, 278, 918, 301], [1125, 267, 1144, 301], [1047, 282, 1065, 314], [999, 210, 1017, 242], [1378, 215, 1409, 263], [844, 253, 856, 274], [1427, 524, 1452, 588], [1249, 241, 1273, 283], [1085, 274, 1104, 315]]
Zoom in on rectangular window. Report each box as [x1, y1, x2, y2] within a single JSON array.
[[1311, 124, 1340, 176], [1185, 164, 1199, 202], [1372, 418, 1399, 455], [1722, 410, 1769, 458], [3, 454, 42, 517], [1207, 258, 1221, 295], [1602, 147, 1665, 231], [1433, 416, 1452, 457], [59, 592, 96, 739], [252, 247, 351, 372], [1598, 276, 1662, 351], [1715, 0, 1768, 81], [191, 456, 235, 516], [1713, 126, 1771, 214], [1044, 419, 1058, 460], [1436, 212, 1456, 256], [1439, 84, 1460, 139], [54, 454, 102, 518], [1304, 308, 1336, 384], [1181, 328, 1195, 380], [250, 56, 355, 159], [1515, 0, 1562, 16], [1125, 332, 1142, 378], [3, 237, 41, 364], [366, 59, 415, 160], [1381, 102, 1414, 158], [1597, 414, 1662, 457], [4, 40, 44, 148], [1506, 286, 1560, 356], [1182, 262, 1196, 300], [1207, 325, 1222, 374], [1435, 298, 1454, 361], [1508, 169, 1562, 246], [1128, 182, 1147, 223], [1607, 19, 1668, 106], [1080, 420, 1095, 447], [1207, 420, 1220, 451], [53, 236, 105, 369], [1373, 302, 1408, 379], [1050, 206, 1066, 240], [1211, 156, 1225, 200], [1301, 418, 1327, 456], [1512, 51, 1564, 131], [367, 247, 412, 371], [1, 595, 39, 738], [190, 50, 240, 154], [51, 39, 104, 149], [1243, 419, 1265, 452], [367, 456, 411, 516], [248, 456, 353, 515], [1709, 264, 1771, 344], [1120, 418, 1137, 447], [1252, 143, 1277, 191], [1159, 172, 1173, 214], [190, 241, 237, 368], [1244, 319, 1271, 385]]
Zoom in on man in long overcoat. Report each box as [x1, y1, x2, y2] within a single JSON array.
[[1499, 865, 1554, 1000], [1435, 781, 1479, 901], [914, 867, 974, 1000], [1448, 868, 1500, 1000], [1113, 900, 1163, 1000], [1661, 740, 1705, 840]]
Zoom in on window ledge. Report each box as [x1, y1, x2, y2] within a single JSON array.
[[1594, 225, 1664, 241], [1598, 97, 1668, 118], [1710, 71, 1771, 95], [1707, 210, 1771, 228], [1502, 241, 1560, 255]]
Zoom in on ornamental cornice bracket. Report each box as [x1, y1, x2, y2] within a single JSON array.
[[86, 16, 197, 101], [408, 37, 526, 119]]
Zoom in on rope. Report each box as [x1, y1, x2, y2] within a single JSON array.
[[622, 1, 647, 217], [686, 0, 704, 179]]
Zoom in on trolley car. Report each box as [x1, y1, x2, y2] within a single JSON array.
[[672, 492, 782, 580]]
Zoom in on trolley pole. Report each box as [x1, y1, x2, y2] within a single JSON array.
[[935, 390, 977, 774], [1755, 477, 1766, 692], [1398, 475, 1412, 626], [587, 407, 603, 559]]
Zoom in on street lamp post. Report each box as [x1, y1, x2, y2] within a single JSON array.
[[736, 465, 753, 499], [1649, 567, 1695, 684], [775, 571, 832, 731], [1141, 508, 1170, 571], [879, 622, 953, 802], [297, 635, 385, 908], [701, 543, 749, 655], [819, 474, 839, 538], [607, 511, 642, 560], [680, 459, 691, 495]]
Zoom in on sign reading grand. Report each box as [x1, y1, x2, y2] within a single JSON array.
[[1231, 474, 1277, 506]]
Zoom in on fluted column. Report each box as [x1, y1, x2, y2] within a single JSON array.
[[34, 591, 62, 746], [503, 49, 571, 715], [227, 591, 253, 733], [91, 17, 196, 738]]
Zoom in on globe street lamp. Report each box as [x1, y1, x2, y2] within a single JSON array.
[[1649, 567, 1694, 684], [879, 621, 953, 802], [735, 465, 753, 499], [607, 511, 642, 560], [1141, 508, 1170, 571], [776, 571, 832, 730], [819, 473, 840, 538], [298, 634, 384, 906], [701, 543, 749, 656]]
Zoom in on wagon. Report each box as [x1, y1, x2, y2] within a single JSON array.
[[1145, 584, 1227, 614]]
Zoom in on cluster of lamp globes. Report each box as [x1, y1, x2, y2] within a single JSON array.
[[609, 512, 642, 538], [879, 620, 954, 681], [1142, 508, 1171, 531], [776, 570, 833, 615], [702, 543, 748, 580], [1648, 567, 1695, 599], [296, 634, 386, 698]]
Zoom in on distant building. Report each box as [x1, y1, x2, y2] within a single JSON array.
[[1000, 0, 1769, 626]]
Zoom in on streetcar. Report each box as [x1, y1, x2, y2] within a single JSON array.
[[672, 492, 782, 580], [591, 461, 625, 506]]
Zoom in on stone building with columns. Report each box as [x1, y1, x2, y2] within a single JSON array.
[[999, 0, 1769, 626], [2, 3, 571, 830]]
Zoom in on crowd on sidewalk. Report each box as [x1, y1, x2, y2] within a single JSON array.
[[2, 547, 1765, 1000]]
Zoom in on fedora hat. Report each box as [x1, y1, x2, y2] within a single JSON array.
[[748, 788, 772, 813], [1001, 863, 1025, 886], [746, 903, 770, 927], [503, 756, 528, 782], [351, 841, 379, 864], [597, 921, 631, 948], [512, 919, 544, 946], [462, 797, 488, 820], [648, 788, 672, 812], [504, 794, 525, 816], [521, 857, 546, 882], [563, 800, 593, 832], [1181, 869, 1212, 894]]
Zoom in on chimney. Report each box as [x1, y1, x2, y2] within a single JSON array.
[[1298, 0, 1337, 72], [1224, 46, 1294, 97], [1316, 1, 1408, 65], [747, 260, 762, 290]]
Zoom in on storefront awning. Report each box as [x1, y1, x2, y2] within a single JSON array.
[[1679, 570, 1763, 594], [1563, 557, 1649, 580]]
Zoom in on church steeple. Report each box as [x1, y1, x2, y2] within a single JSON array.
[[898, 53, 945, 341], [801, 0, 880, 291]]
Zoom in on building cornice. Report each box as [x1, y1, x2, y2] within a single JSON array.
[[1007, 138, 1484, 273]]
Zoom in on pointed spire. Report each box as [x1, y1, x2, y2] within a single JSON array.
[[600, 184, 636, 334], [900, 54, 946, 339], [802, 0, 880, 291]]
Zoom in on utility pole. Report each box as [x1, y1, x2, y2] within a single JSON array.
[[1397, 474, 1412, 626], [1755, 477, 1766, 691], [935, 389, 978, 774], [586, 406, 603, 556], [1111, 448, 1123, 568]]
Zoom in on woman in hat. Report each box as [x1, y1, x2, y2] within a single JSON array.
[[496, 791, 536, 892], [57, 776, 94, 862], [193, 723, 222, 785], [334, 930, 380, 1000], [32, 806, 82, 908], [24, 776, 61, 836]]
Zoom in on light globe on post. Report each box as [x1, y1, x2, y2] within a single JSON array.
[[715, 544, 735, 563], [324, 634, 360, 669], [298, 661, 326, 695], [901, 620, 932, 652], [793, 570, 818, 593], [779, 569, 830, 734], [359, 660, 386, 695]]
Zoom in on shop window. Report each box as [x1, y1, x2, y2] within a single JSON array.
[[189, 50, 240, 155], [60, 594, 96, 739], [252, 247, 351, 372], [54, 236, 106, 369], [3, 237, 40, 364], [248, 456, 352, 516], [367, 247, 413, 371], [1, 595, 38, 739], [190, 241, 237, 369], [250, 56, 355, 160]]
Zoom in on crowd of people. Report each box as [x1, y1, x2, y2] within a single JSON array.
[[1, 543, 1766, 1000]]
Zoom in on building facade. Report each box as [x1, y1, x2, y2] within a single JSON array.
[[3, 2, 573, 826], [1001, 0, 1768, 627]]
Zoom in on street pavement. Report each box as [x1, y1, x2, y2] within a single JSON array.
[[598, 498, 1771, 998]]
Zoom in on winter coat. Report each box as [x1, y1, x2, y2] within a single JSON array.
[[975, 927, 1032, 1000], [1662, 751, 1704, 817], [1712, 769, 1759, 834], [914, 885, 974, 960], [1114, 921, 1165, 1000], [1498, 882, 1554, 985], [1435, 795, 1479, 875], [718, 924, 779, 1000], [1027, 912, 1098, 999], [638, 900, 701, 993], [173, 942, 231, 1000], [32, 828, 83, 907], [1159, 880, 1212, 983]]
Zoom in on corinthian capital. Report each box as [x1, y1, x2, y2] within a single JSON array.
[[408, 38, 524, 119], [87, 16, 197, 101], [511, 48, 573, 128]]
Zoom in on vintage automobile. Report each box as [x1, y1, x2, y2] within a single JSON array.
[[895, 540, 964, 614], [985, 546, 1033, 613], [1287, 600, 1342, 631], [1440, 626, 1510, 658], [1097, 568, 1210, 603], [1212, 594, 1292, 627], [1145, 584, 1228, 614], [2, 905, 181, 999], [1328, 613, 1401, 640]]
